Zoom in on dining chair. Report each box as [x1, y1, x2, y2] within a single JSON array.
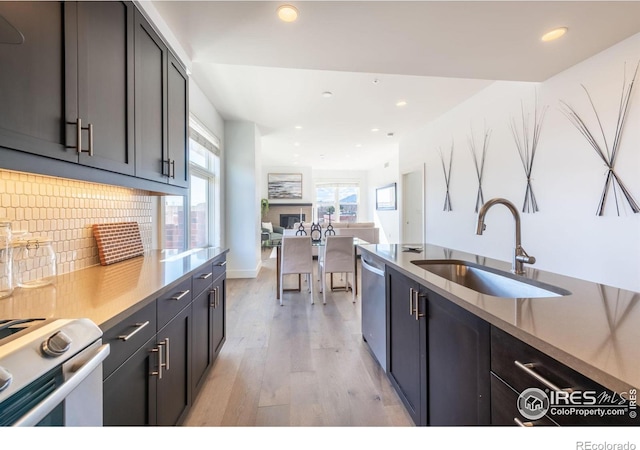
[[318, 235, 355, 304], [280, 235, 314, 306]]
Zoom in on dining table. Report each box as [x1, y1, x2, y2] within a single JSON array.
[[263, 237, 368, 300]]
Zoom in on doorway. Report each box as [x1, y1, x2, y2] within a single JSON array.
[[402, 167, 425, 244]]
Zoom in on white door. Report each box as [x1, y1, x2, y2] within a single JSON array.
[[402, 168, 425, 244]]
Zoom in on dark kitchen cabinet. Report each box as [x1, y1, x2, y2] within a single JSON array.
[[491, 326, 636, 426], [386, 265, 427, 426], [192, 256, 226, 397], [427, 291, 491, 425], [0, 1, 134, 174], [156, 304, 192, 426], [385, 266, 490, 426], [103, 252, 228, 426], [134, 10, 189, 187]]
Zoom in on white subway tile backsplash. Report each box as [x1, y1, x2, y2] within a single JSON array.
[[0, 169, 154, 276]]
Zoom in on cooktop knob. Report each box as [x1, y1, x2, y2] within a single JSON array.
[[41, 331, 72, 357], [0, 367, 12, 392]]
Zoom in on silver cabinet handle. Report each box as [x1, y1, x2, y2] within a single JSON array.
[[216, 260, 227, 267], [409, 287, 415, 315], [514, 360, 573, 393], [209, 288, 218, 308], [171, 290, 190, 301], [118, 321, 150, 341], [514, 417, 534, 427], [170, 159, 176, 179], [66, 118, 82, 153], [199, 272, 212, 280], [216, 286, 221, 308], [86, 122, 94, 156], [151, 345, 163, 379], [163, 338, 170, 372]]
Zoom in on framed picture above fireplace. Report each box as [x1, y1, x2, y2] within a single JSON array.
[[268, 173, 303, 199]]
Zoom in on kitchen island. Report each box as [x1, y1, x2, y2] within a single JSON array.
[[358, 243, 639, 426]]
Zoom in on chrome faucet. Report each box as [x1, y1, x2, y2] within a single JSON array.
[[476, 198, 536, 275]]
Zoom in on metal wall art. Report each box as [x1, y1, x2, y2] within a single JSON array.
[[509, 97, 548, 213], [468, 125, 491, 213], [560, 61, 640, 216], [439, 141, 454, 212]]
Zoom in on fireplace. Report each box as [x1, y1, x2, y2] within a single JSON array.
[[280, 214, 305, 229]]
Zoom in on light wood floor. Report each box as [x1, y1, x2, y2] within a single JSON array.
[[183, 250, 413, 427]]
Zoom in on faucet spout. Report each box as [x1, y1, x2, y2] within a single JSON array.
[[475, 198, 535, 275]]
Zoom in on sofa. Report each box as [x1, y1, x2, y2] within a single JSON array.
[[285, 222, 380, 256]]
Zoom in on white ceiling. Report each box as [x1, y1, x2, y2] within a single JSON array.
[[152, 1, 640, 170]]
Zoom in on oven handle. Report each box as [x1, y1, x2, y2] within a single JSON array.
[[12, 343, 110, 427]]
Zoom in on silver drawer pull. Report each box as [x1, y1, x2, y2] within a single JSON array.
[[514, 417, 534, 427], [118, 321, 150, 341], [514, 360, 573, 393], [171, 290, 190, 301], [216, 261, 227, 267], [199, 272, 213, 279]]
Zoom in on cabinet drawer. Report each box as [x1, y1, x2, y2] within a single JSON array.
[[157, 278, 192, 330], [192, 263, 214, 298], [103, 301, 157, 379], [211, 255, 227, 281], [491, 326, 636, 426], [491, 373, 558, 426]]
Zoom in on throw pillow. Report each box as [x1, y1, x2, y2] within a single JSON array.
[[262, 222, 273, 233]]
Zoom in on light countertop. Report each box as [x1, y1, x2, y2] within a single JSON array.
[[0, 247, 229, 331], [358, 243, 640, 396]]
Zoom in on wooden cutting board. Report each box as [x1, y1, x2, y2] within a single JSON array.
[[92, 222, 144, 266]]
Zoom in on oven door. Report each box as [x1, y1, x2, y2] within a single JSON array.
[[1, 340, 110, 426]]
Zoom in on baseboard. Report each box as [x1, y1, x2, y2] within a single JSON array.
[[227, 261, 261, 279]]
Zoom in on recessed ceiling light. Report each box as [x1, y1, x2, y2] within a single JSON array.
[[355, 144, 362, 148], [322, 91, 333, 98], [371, 128, 379, 132], [541, 27, 568, 42], [294, 142, 300, 147], [294, 125, 303, 130], [396, 100, 407, 107], [372, 79, 379, 84], [277, 4, 298, 23]]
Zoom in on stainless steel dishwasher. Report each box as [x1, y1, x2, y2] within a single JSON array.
[[361, 254, 387, 372]]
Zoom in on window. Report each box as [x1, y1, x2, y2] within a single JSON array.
[[315, 182, 359, 223], [162, 116, 221, 249]]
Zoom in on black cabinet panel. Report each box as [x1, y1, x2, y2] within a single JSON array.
[[156, 305, 192, 426], [77, 1, 134, 174], [167, 53, 189, 187], [386, 266, 426, 426], [212, 274, 226, 359], [134, 10, 167, 184], [157, 278, 192, 330], [427, 292, 490, 426], [0, 2, 75, 162], [191, 286, 214, 396], [103, 336, 158, 426], [490, 373, 558, 426]]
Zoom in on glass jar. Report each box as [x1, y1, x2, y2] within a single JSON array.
[[13, 237, 57, 288], [0, 221, 12, 298]]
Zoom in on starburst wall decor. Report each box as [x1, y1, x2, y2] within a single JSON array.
[[560, 61, 640, 216], [439, 141, 454, 212]]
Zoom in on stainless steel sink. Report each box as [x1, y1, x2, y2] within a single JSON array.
[[411, 259, 571, 298]]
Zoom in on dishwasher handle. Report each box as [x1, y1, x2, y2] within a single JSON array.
[[361, 258, 384, 277]]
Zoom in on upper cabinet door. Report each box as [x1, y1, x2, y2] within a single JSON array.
[[0, 1, 77, 162], [76, 1, 135, 175], [167, 53, 189, 188], [134, 10, 168, 184]]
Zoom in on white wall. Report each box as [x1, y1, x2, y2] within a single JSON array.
[[399, 33, 640, 292], [225, 122, 262, 278], [367, 155, 400, 244]]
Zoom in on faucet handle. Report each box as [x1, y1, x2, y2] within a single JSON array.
[[516, 254, 536, 264]]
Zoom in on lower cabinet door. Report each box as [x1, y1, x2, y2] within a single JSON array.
[[386, 266, 427, 426], [427, 291, 491, 425], [103, 336, 158, 426], [156, 305, 192, 426], [212, 274, 226, 360], [192, 286, 214, 396]]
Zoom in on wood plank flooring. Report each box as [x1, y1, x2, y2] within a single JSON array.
[[183, 250, 413, 427]]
